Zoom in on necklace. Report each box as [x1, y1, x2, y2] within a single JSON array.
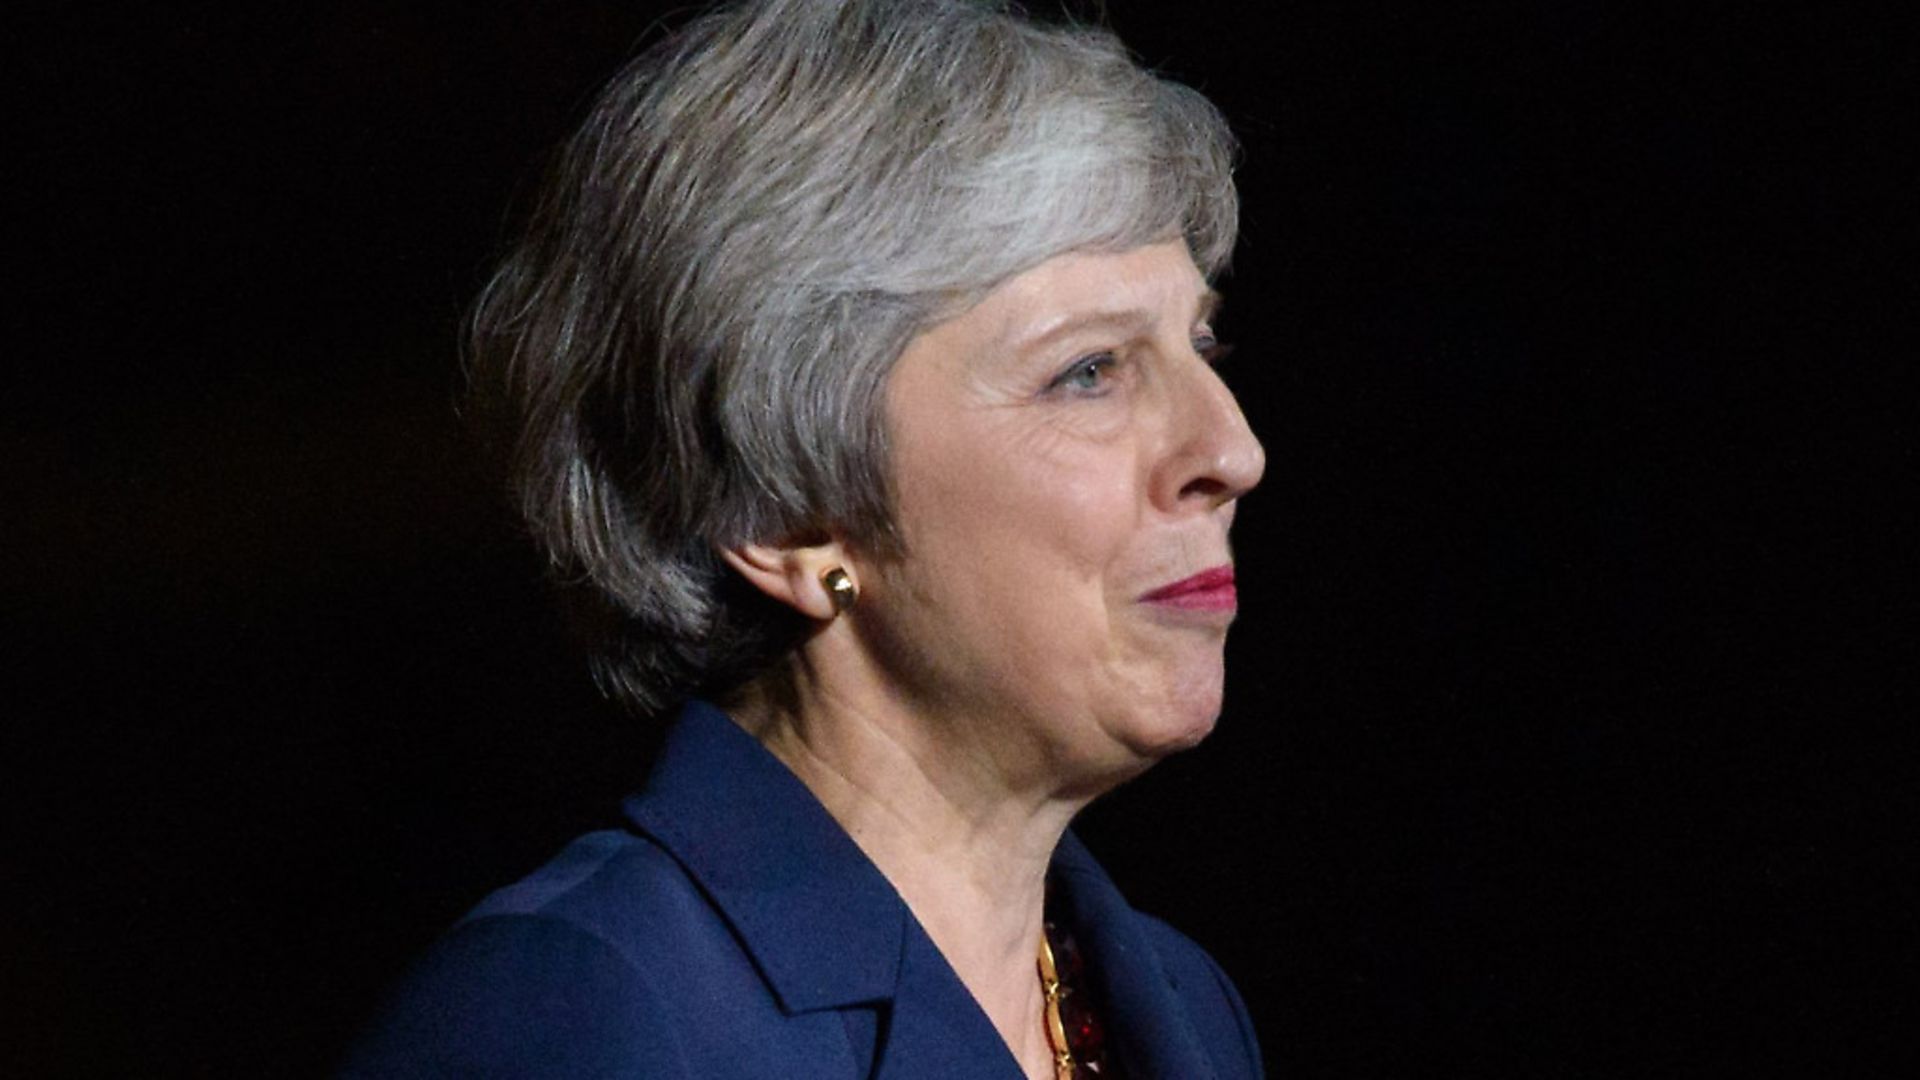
[[1038, 912, 1113, 1077], [1037, 928, 1077, 1079], [1038, 919, 1116, 1077], [1044, 922, 1075, 1068]]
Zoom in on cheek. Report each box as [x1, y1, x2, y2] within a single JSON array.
[[1041, 464, 1146, 603], [905, 419, 1139, 573], [882, 460, 1132, 696], [978, 477, 1137, 626], [1003, 424, 1144, 557]]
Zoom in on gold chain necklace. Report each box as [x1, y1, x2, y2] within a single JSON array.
[[1037, 929, 1076, 1080]]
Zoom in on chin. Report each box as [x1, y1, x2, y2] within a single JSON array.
[[1061, 700, 1216, 798], [1168, 655, 1228, 739], [1148, 701, 1222, 755], [1118, 680, 1224, 763]]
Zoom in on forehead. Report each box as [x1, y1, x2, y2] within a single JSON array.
[[962, 241, 1213, 348]]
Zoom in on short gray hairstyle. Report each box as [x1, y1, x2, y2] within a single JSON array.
[[472, 0, 1240, 715]]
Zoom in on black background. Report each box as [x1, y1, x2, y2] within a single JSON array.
[[9, 1, 1907, 1076]]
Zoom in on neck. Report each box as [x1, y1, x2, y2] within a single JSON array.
[[730, 673, 1086, 1078]]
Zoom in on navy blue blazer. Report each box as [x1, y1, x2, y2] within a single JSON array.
[[344, 701, 1263, 1078]]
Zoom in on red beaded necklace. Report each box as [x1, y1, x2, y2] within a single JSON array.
[[1037, 918, 1113, 1077]]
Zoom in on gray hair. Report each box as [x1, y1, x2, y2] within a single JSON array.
[[471, 0, 1240, 715]]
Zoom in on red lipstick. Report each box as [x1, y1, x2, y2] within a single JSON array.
[[1139, 565, 1237, 611]]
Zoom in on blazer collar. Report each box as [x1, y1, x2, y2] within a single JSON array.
[[620, 700, 909, 1014]]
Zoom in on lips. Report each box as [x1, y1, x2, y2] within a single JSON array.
[[1139, 565, 1237, 611]]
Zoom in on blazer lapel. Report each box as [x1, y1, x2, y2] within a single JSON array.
[[1051, 831, 1221, 1080], [872, 929, 1027, 1080], [620, 702, 903, 1012], [621, 702, 1024, 1079]]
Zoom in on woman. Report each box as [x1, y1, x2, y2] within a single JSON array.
[[346, 0, 1265, 1076]]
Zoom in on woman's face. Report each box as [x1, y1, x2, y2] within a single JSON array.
[[859, 240, 1265, 793]]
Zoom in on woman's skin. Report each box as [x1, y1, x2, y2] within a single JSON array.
[[725, 239, 1265, 1078]]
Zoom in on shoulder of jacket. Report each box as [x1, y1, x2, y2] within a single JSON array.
[[340, 911, 694, 1078]]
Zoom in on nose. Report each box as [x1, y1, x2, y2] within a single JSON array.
[[1153, 349, 1266, 513]]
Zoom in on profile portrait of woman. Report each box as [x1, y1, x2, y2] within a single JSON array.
[[344, 0, 1266, 1076]]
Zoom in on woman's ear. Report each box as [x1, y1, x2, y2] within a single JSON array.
[[718, 539, 853, 622]]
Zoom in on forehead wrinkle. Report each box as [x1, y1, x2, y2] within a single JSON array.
[[1011, 309, 1151, 357], [1005, 283, 1220, 357]]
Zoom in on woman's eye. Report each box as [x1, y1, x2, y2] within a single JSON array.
[[1050, 352, 1117, 393], [1194, 332, 1234, 365]]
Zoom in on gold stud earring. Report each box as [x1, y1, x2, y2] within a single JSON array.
[[820, 566, 858, 613]]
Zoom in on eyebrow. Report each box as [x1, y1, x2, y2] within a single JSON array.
[[1009, 288, 1224, 354]]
